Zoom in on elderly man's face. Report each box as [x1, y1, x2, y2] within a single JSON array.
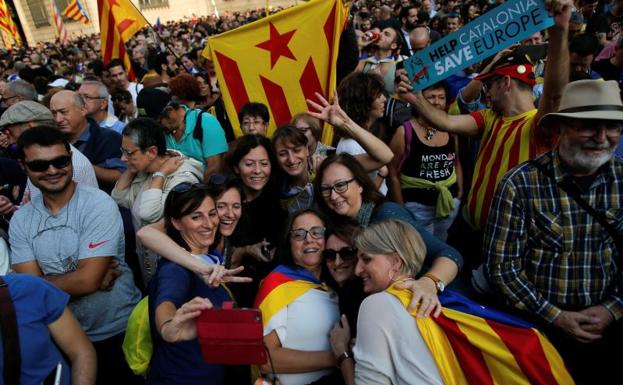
[[558, 118, 622, 175], [50, 92, 88, 140]]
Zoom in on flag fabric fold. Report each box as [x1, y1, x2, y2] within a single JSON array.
[[204, 0, 350, 142], [386, 286, 575, 385], [0, 0, 20, 46], [253, 264, 324, 328], [62, 0, 90, 25], [51, 0, 68, 45], [97, 0, 148, 80]]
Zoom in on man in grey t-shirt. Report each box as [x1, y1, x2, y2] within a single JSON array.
[[9, 125, 141, 384]]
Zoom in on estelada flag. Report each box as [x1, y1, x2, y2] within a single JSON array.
[[0, 0, 20, 46], [97, 0, 148, 81], [203, 0, 350, 142], [387, 286, 575, 385]]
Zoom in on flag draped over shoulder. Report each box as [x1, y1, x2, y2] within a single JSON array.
[[97, 0, 148, 80], [253, 265, 324, 328], [386, 286, 575, 385], [51, 0, 68, 45], [0, 0, 20, 46], [204, 0, 350, 142], [63, 0, 90, 25]]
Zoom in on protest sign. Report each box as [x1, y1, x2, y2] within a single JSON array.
[[404, 0, 554, 90]]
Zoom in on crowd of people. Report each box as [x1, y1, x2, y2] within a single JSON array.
[[0, 0, 622, 384]]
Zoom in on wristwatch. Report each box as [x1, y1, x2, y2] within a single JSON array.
[[152, 171, 166, 179], [423, 272, 446, 293], [336, 351, 352, 368]]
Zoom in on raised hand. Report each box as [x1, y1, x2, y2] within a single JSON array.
[[306, 92, 351, 129]]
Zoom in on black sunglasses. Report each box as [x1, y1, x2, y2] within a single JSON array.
[[171, 182, 206, 193], [322, 246, 358, 262], [25, 155, 71, 172]]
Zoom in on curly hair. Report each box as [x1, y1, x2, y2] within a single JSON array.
[[169, 72, 201, 103], [337, 71, 385, 128]]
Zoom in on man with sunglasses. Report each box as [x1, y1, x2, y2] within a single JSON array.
[[398, 0, 572, 243], [0, 101, 97, 215], [9, 125, 141, 384], [484, 80, 623, 385]]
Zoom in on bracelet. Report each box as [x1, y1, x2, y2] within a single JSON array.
[[152, 171, 166, 179], [336, 351, 352, 368], [159, 318, 173, 335]]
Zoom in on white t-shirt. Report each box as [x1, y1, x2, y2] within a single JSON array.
[[354, 292, 444, 385], [264, 288, 339, 385], [336, 138, 388, 195], [27, 144, 98, 200]]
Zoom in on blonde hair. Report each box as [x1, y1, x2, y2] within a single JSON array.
[[353, 219, 426, 277]]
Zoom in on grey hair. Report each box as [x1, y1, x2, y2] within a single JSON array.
[[73, 92, 86, 108], [81, 80, 109, 99], [7, 80, 37, 101], [353, 219, 427, 277]]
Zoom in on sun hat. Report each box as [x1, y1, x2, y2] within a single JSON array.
[[539, 80, 623, 127]]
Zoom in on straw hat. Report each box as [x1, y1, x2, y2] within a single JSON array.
[[539, 80, 623, 127]]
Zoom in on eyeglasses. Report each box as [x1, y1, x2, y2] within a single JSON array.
[[296, 126, 312, 132], [25, 155, 71, 172], [79, 93, 105, 100], [481, 76, 501, 93], [171, 182, 206, 193], [320, 178, 355, 197], [120, 147, 140, 157], [565, 119, 623, 137], [207, 173, 227, 186], [241, 119, 266, 127], [322, 246, 358, 262], [289, 226, 326, 241]]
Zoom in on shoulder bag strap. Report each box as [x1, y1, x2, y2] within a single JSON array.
[[399, 120, 414, 170], [532, 156, 623, 256], [0, 276, 21, 385]]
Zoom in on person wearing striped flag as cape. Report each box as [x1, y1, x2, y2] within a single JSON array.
[[327, 219, 574, 385]]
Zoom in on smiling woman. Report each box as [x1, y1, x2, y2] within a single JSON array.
[[255, 209, 339, 385]]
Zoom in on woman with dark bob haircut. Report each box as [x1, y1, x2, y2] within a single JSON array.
[[314, 153, 463, 316], [255, 208, 339, 385], [225, 134, 287, 306], [147, 183, 249, 385]]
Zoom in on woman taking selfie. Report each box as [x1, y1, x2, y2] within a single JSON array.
[[255, 209, 339, 385], [147, 183, 249, 385]]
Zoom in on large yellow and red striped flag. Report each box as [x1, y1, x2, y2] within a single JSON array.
[[97, 0, 148, 81], [0, 0, 20, 46], [204, 0, 350, 142], [63, 0, 90, 25], [388, 286, 575, 385]]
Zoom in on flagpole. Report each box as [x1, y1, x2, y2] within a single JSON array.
[[123, 0, 191, 73]]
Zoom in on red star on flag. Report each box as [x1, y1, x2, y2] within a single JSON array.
[[256, 22, 297, 69]]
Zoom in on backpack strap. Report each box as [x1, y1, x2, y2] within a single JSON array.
[[0, 276, 21, 385], [399, 120, 414, 170], [531, 154, 623, 257], [192, 110, 205, 143]]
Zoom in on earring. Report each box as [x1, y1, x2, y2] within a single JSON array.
[[388, 269, 396, 282]]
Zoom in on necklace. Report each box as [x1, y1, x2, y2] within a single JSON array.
[[425, 126, 437, 141]]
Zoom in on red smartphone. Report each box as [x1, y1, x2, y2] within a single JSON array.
[[196, 302, 266, 365]]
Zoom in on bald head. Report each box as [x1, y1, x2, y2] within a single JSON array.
[[410, 27, 431, 52], [50, 90, 88, 143]]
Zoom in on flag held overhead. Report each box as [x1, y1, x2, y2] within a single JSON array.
[[204, 0, 350, 143]]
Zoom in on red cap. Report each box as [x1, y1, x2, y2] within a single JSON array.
[[475, 63, 536, 86]]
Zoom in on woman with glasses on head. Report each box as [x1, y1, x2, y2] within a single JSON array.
[[291, 113, 334, 160], [147, 183, 250, 385], [314, 153, 463, 316], [112, 118, 203, 285], [225, 134, 287, 307], [255, 209, 339, 385], [111, 89, 136, 124]]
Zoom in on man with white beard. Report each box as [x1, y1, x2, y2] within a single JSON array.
[[484, 79, 623, 385]]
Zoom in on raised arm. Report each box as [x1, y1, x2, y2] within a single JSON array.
[[307, 92, 394, 171], [535, 0, 572, 128]]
